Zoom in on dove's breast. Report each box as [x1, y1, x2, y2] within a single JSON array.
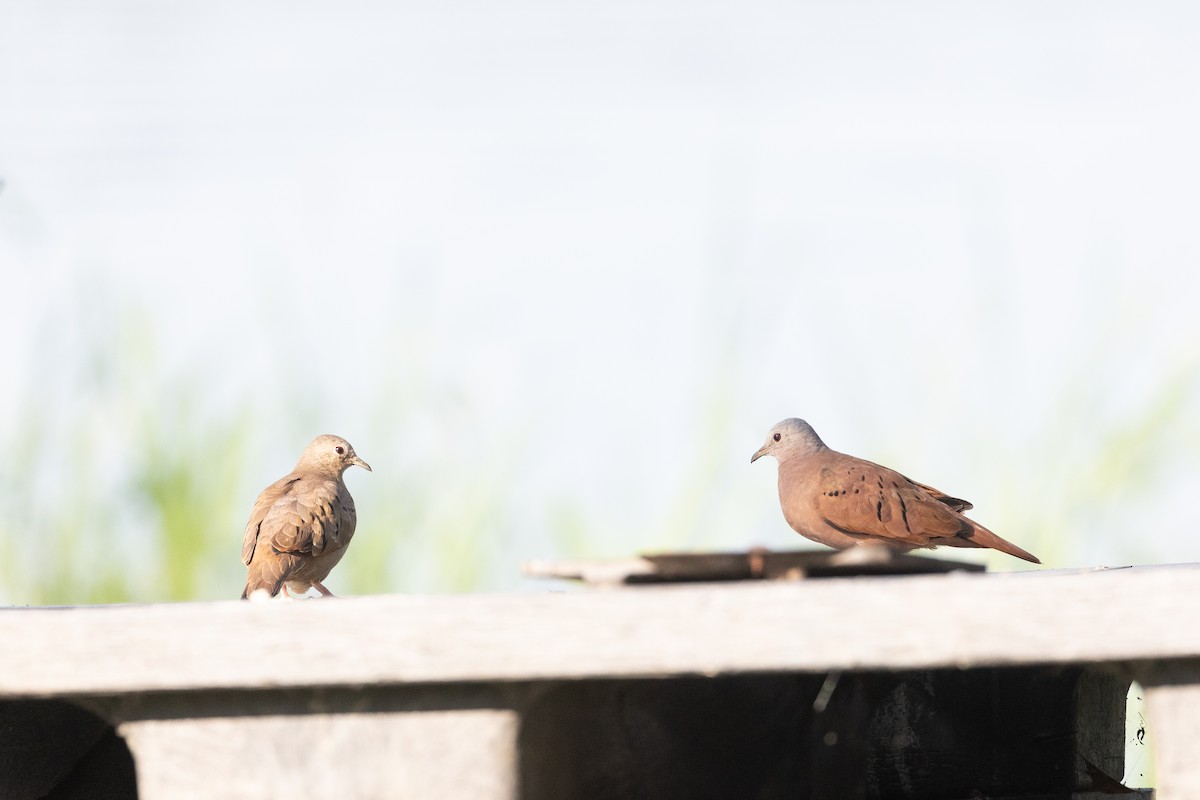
[[776, 456, 864, 549]]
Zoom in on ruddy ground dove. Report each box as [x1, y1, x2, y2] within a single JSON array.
[[751, 419, 1040, 563], [240, 434, 372, 599]]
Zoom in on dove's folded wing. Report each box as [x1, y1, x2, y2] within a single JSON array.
[[241, 475, 300, 565], [260, 478, 343, 557], [814, 461, 968, 547]]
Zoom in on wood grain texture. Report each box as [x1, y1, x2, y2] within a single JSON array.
[[1, 565, 1198, 697], [121, 709, 516, 800], [522, 549, 984, 585], [1140, 663, 1200, 800]]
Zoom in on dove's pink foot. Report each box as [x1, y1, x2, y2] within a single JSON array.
[[314, 582, 336, 598]]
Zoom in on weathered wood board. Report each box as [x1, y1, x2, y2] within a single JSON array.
[[2, 565, 1198, 697]]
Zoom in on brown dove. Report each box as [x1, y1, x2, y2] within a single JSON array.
[[240, 434, 372, 599], [751, 418, 1040, 563]]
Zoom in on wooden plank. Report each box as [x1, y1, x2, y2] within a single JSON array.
[[1, 565, 1198, 696], [120, 709, 517, 800], [1072, 671, 1131, 791], [519, 668, 1129, 800], [522, 548, 984, 585], [1140, 661, 1200, 800]]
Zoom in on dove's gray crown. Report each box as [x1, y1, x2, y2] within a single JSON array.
[[295, 434, 372, 476], [750, 418, 826, 464]]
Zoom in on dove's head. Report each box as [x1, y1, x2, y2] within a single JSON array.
[[297, 434, 372, 475], [751, 418, 826, 464]]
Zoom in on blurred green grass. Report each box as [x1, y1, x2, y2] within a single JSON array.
[[0, 286, 1197, 605], [0, 292, 530, 603]]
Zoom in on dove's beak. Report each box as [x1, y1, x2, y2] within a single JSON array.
[[750, 445, 769, 464], [351, 456, 372, 472]]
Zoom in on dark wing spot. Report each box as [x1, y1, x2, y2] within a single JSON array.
[[875, 500, 883, 521], [897, 495, 911, 533]]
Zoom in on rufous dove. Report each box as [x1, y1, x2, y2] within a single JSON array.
[[752, 419, 1039, 563], [241, 434, 372, 598]]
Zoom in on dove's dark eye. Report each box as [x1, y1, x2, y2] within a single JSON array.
[[773, 433, 781, 442], [335, 446, 345, 455]]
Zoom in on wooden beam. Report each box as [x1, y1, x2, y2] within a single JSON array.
[[120, 708, 517, 800], [521, 548, 984, 585], [1, 565, 1198, 697], [1139, 660, 1200, 800]]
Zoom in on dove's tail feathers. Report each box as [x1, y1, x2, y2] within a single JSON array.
[[954, 520, 1042, 564], [240, 562, 288, 600], [911, 480, 973, 513], [240, 576, 283, 599], [241, 580, 270, 600]]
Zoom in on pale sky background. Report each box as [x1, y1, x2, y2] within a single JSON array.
[[2, 0, 1199, 601]]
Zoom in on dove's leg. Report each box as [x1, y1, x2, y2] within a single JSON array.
[[313, 582, 336, 598]]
